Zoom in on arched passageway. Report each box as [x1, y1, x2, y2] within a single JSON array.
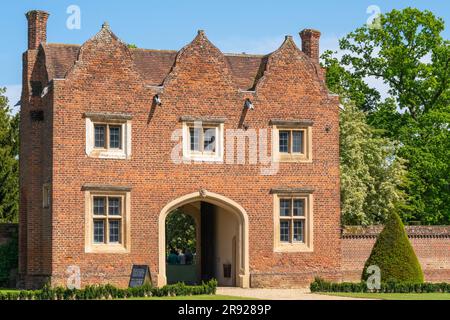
[[158, 191, 249, 288]]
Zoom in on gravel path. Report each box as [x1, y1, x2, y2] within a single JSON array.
[[217, 287, 372, 300]]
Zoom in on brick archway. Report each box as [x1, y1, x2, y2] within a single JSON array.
[[158, 191, 249, 288]]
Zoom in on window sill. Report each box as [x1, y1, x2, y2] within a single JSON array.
[[274, 243, 313, 253], [88, 150, 129, 160], [275, 155, 312, 163], [85, 244, 129, 254], [183, 155, 224, 163]]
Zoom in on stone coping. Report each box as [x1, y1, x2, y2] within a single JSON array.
[[342, 225, 450, 239]]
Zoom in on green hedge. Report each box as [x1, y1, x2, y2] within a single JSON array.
[[0, 279, 217, 300], [310, 277, 450, 294]]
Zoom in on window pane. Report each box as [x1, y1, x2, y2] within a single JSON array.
[[280, 199, 291, 216], [292, 131, 304, 153], [203, 128, 216, 152], [109, 126, 121, 149], [94, 125, 106, 148], [109, 220, 121, 243], [293, 220, 304, 242], [293, 199, 305, 216], [279, 131, 290, 153], [93, 197, 106, 215], [280, 220, 290, 242], [108, 197, 121, 216], [189, 128, 201, 152], [93, 220, 105, 243]]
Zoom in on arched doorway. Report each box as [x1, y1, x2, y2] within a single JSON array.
[[158, 190, 249, 288], [165, 209, 200, 285]]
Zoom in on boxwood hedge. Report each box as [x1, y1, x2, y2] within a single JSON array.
[[0, 279, 217, 300], [310, 277, 450, 293]]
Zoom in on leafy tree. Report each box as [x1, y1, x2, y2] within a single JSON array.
[[362, 211, 424, 283], [0, 87, 19, 223], [166, 210, 197, 253], [323, 8, 450, 224], [340, 100, 407, 225]]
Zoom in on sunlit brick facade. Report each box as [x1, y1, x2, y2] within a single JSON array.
[[19, 10, 341, 289]]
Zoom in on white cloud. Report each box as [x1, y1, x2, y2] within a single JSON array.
[[1, 84, 21, 114]]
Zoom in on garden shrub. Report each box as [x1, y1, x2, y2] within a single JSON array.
[[0, 279, 217, 300], [362, 212, 424, 283], [310, 277, 449, 293]]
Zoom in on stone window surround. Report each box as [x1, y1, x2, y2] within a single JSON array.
[[271, 119, 313, 163], [271, 188, 314, 252], [83, 184, 131, 254], [180, 116, 225, 162], [84, 112, 132, 160]]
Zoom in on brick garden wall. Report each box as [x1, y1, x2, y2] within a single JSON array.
[[342, 226, 450, 283]]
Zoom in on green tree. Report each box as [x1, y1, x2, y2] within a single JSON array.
[[323, 8, 450, 224], [166, 210, 197, 253], [340, 100, 407, 225], [0, 87, 19, 223], [362, 211, 424, 283]]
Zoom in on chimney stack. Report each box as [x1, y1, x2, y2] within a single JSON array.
[[300, 29, 321, 63], [26, 10, 50, 50]]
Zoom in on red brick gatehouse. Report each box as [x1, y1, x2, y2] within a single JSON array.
[[19, 10, 341, 289]]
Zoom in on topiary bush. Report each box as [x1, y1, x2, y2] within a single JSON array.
[[362, 212, 424, 283]]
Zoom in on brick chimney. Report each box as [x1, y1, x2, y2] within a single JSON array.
[[300, 29, 321, 63], [26, 10, 50, 50]]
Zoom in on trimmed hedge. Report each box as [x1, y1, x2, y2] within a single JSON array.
[[0, 279, 217, 300], [362, 212, 424, 283], [310, 277, 450, 294]]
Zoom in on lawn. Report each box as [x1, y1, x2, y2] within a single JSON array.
[[0, 290, 254, 301], [126, 295, 256, 300], [323, 292, 450, 300]]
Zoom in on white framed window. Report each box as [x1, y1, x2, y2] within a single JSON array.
[[85, 113, 132, 159], [182, 120, 224, 162], [84, 187, 131, 253], [273, 192, 313, 252], [271, 120, 312, 163]]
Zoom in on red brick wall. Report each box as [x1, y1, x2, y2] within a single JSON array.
[[21, 17, 341, 288], [342, 226, 450, 283]]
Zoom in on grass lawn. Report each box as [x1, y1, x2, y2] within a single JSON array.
[[126, 294, 257, 300], [0, 290, 254, 300], [323, 292, 450, 300]]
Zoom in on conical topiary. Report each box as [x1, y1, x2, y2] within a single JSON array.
[[362, 212, 424, 283]]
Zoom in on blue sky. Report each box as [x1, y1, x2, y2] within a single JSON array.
[[2, 0, 450, 109]]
